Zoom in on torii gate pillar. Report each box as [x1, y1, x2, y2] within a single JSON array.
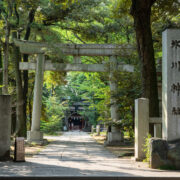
[[27, 54, 45, 143], [106, 56, 124, 145]]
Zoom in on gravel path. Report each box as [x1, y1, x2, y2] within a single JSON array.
[[0, 131, 180, 177]]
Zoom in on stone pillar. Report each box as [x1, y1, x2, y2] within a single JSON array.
[[135, 98, 149, 161], [91, 125, 95, 133], [162, 29, 180, 141], [154, 124, 162, 138], [96, 125, 100, 136], [0, 95, 11, 160], [27, 54, 45, 142], [106, 56, 123, 145]]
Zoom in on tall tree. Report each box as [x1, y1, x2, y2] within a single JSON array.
[[0, 47, 2, 94], [0, 0, 13, 94], [12, 32, 26, 136], [130, 0, 159, 117], [23, 8, 36, 133]]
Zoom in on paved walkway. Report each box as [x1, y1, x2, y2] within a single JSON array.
[[0, 131, 180, 177]]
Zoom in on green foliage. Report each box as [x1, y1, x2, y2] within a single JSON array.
[[143, 134, 152, 163], [40, 95, 67, 134], [116, 71, 141, 135], [44, 71, 66, 89], [0, 0, 179, 136]]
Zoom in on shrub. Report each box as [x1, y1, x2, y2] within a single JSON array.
[[143, 133, 152, 162], [40, 96, 66, 134]]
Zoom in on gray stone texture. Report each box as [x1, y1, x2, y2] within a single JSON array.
[[0, 95, 11, 160], [135, 98, 149, 160], [27, 131, 43, 142], [14, 137, 25, 162], [134, 98, 162, 161], [96, 125, 100, 136], [168, 141, 180, 169], [154, 124, 162, 138], [106, 131, 124, 145], [31, 54, 45, 132], [106, 56, 124, 145], [14, 39, 134, 56], [162, 29, 180, 141], [19, 62, 134, 73], [150, 138, 169, 169], [150, 138, 180, 169], [28, 54, 45, 142]]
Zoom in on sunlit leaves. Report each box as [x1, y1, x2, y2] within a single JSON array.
[[44, 71, 66, 89], [112, 0, 131, 18]]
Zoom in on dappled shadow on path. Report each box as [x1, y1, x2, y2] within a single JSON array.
[[1, 132, 180, 177], [0, 160, 133, 177]]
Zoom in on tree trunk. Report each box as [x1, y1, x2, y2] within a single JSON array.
[[29, 96, 32, 129], [0, 47, 3, 94], [23, 9, 36, 129], [130, 0, 159, 117], [2, 24, 10, 95], [28, 81, 34, 127], [12, 33, 26, 137]]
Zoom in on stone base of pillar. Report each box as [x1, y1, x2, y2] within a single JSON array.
[[27, 131, 43, 143], [105, 132, 124, 146]]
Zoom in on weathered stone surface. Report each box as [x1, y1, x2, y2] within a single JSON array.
[[0, 95, 11, 161], [106, 56, 124, 145], [168, 140, 180, 169], [96, 125, 100, 136], [14, 137, 25, 162], [19, 62, 134, 73], [31, 54, 45, 132], [154, 124, 162, 138], [14, 39, 135, 56], [28, 54, 44, 142], [135, 98, 149, 161], [150, 138, 169, 169], [27, 131, 43, 143], [106, 132, 124, 146], [162, 29, 180, 141], [151, 152, 166, 169], [149, 138, 180, 169]]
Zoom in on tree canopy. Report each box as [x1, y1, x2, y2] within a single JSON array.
[[0, 0, 179, 136]]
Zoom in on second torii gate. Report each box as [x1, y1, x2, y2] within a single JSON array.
[[14, 39, 134, 145]]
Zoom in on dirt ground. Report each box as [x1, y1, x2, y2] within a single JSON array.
[[92, 134, 134, 159], [92, 133, 149, 168], [10, 139, 50, 159], [11, 134, 134, 159], [9, 133, 149, 169]]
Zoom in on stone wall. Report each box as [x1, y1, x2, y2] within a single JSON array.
[[150, 138, 180, 169]]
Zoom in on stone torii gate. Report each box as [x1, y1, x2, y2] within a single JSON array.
[[14, 39, 134, 145]]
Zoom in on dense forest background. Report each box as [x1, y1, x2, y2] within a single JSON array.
[[0, 0, 179, 136]]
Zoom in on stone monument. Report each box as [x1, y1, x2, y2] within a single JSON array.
[[162, 29, 180, 141], [14, 137, 25, 162]]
